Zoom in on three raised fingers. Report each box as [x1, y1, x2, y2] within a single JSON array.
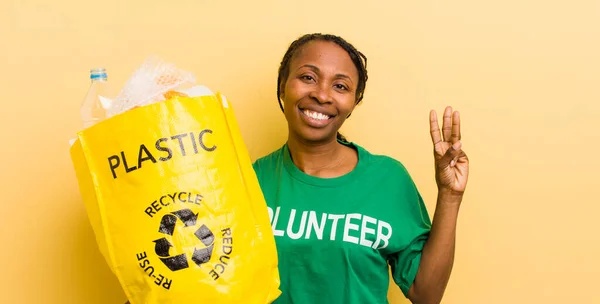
[[430, 106, 461, 145]]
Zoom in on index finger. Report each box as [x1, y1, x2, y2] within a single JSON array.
[[429, 110, 442, 146]]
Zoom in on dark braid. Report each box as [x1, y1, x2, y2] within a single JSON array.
[[277, 33, 368, 142]]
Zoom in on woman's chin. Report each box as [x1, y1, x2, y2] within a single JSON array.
[[293, 129, 337, 144]]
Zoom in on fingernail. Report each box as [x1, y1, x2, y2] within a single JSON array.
[[453, 141, 462, 150]]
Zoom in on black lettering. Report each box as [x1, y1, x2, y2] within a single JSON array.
[[144, 266, 155, 276], [190, 132, 199, 154], [187, 192, 193, 203], [108, 155, 120, 179], [215, 264, 225, 274], [221, 228, 232, 236], [145, 207, 156, 217], [159, 195, 170, 207], [198, 129, 216, 151], [121, 151, 137, 173], [151, 201, 162, 212], [209, 270, 219, 280], [223, 237, 232, 245], [194, 194, 203, 205], [154, 274, 164, 286], [219, 255, 230, 265], [162, 278, 172, 290], [137, 144, 157, 168], [139, 259, 150, 268], [178, 192, 187, 203], [136, 252, 148, 261], [171, 133, 188, 156], [155, 138, 173, 161], [223, 245, 233, 255], [168, 192, 177, 202]]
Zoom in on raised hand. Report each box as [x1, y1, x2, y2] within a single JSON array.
[[429, 106, 469, 195]]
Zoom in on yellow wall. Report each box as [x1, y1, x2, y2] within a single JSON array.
[[1, 0, 598, 303]]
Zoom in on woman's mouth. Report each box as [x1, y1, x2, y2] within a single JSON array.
[[299, 108, 334, 128], [302, 109, 331, 121]]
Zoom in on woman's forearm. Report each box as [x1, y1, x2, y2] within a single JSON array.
[[408, 190, 462, 304]]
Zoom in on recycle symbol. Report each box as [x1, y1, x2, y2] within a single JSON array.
[[153, 208, 215, 271]]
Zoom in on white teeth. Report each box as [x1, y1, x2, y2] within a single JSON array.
[[303, 109, 330, 121]]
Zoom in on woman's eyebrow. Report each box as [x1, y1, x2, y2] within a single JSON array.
[[296, 64, 353, 83], [297, 64, 320, 72]]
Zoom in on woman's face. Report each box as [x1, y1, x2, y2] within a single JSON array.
[[281, 40, 359, 143]]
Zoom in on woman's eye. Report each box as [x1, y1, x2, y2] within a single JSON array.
[[335, 84, 348, 91], [301, 75, 314, 81]]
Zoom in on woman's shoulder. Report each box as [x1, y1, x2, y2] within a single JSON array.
[[352, 142, 414, 180]]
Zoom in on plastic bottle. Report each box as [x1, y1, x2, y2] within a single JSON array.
[[80, 68, 114, 129]]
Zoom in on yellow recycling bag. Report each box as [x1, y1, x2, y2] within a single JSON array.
[[70, 93, 281, 303]]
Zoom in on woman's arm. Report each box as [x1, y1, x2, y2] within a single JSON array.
[[408, 107, 469, 304], [407, 190, 462, 304]]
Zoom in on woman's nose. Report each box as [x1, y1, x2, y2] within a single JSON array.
[[309, 83, 333, 104]]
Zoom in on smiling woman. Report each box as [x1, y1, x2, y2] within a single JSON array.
[[252, 33, 470, 304], [276, 33, 368, 144]]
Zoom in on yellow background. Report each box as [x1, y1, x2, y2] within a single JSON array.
[[1, 0, 598, 303]]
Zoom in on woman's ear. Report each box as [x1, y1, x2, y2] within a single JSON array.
[[279, 84, 285, 100], [277, 82, 286, 112]]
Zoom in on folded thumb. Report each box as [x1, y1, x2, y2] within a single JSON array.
[[439, 142, 462, 167]]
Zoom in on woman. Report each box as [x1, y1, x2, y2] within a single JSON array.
[[252, 33, 469, 304]]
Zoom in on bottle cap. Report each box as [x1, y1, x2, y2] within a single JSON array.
[[90, 68, 107, 80]]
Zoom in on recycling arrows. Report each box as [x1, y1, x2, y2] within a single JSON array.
[[158, 209, 198, 235], [159, 214, 177, 235], [153, 238, 172, 257], [195, 224, 215, 246], [160, 254, 189, 271], [192, 225, 215, 265], [172, 209, 198, 227], [192, 247, 213, 265], [153, 208, 214, 271]]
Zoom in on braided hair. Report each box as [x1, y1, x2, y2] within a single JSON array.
[[276, 33, 368, 142]]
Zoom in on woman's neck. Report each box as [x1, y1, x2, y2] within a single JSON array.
[[287, 133, 357, 178]]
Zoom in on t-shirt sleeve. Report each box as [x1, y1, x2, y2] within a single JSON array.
[[388, 174, 432, 297]]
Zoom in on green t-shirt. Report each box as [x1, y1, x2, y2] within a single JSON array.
[[252, 141, 432, 304]]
